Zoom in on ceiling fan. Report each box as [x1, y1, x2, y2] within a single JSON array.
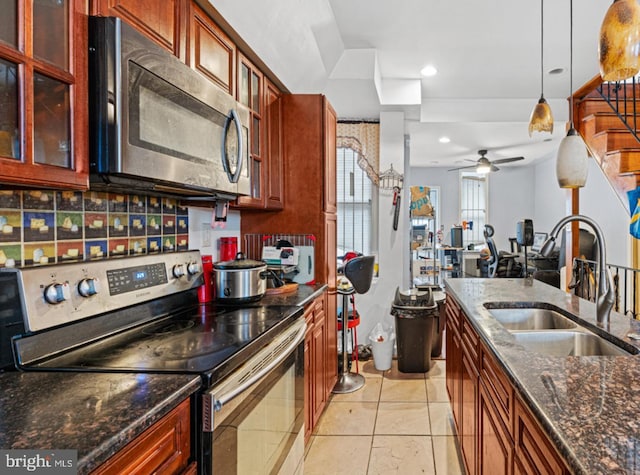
[[447, 150, 525, 174]]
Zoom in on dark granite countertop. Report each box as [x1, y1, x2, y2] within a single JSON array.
[[445, 278, 640, 475], [260, 283, 327, 308], [0, 371, 201, 474]]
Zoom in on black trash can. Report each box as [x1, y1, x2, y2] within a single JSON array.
[[416, 284, 446, 358], [391, 287, 438, 373]]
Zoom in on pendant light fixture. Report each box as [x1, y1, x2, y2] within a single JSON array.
[[556, 0, 588, 189], [529, 0, 554, 136], [599, 0, 640, 82]]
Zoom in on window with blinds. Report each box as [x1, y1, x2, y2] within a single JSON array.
[[459, 172, 488, 247], [337, 147, 374, 256]]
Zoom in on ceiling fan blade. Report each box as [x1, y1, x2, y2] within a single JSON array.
[[447, 164, 478, 171], [490, 156, 524, 165], [491, 164, 500, 172]]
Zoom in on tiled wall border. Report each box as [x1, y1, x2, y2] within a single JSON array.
[[0, 190, 189, 268]]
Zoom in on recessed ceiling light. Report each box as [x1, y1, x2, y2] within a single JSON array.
[[438, 136, 450, 143], [421, 65, 438, 77], [548, 67, 564, 75]]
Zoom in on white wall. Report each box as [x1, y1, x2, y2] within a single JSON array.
[[408, 166, 535, 252], [188, 208, 242, 261], [349, 112, 407, 344], [532, 154, 630, 267]]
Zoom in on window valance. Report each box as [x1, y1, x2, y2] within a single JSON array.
[[337, 122, 380, 185]]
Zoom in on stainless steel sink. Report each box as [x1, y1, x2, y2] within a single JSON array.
[[512, 331, 632, 357], [488, 308, 577, 331]]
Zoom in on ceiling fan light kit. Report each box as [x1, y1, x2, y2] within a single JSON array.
[[447, 149, 524, 173], [529, 0, 554, 137], [556, 0, 588, 189], [598, 0, 640, 82]]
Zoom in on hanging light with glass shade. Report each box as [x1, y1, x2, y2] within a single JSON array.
[[556, 0, 588, 188], [599, 0, 640, 81], [529, 0, 554, 136]]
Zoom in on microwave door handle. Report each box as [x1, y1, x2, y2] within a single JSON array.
[[221, 109, 243, 184]]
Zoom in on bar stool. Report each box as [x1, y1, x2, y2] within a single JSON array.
[[333, 255, 375, 394]]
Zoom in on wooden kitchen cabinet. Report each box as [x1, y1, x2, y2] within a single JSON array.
[[445, 293, 570, 475], [263, 77, 284, 209], [0, 0, 88, 190], [241, 94, 338, 287], [92, 398, 193, 475], [445, 297, 461, 430], [479, 384, 513, 475], [303, 293, 331, 444], [188, 1, 235, 96], [90, 0, 186, 59], [460, 320, 479, 475], [514, 398, 568, 475], [235, 52, 265, 208]]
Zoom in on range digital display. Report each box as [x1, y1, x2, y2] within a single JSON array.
[[106, 263, 167, 295]]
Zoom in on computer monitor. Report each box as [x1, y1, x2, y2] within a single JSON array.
[[531, 232, 548, 253]]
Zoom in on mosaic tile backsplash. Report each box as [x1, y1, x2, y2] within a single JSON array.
[[0, 190, 189, 268]]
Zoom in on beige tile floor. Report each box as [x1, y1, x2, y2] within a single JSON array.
[[304, 358, 465, 474]]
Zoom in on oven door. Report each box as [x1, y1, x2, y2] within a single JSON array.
[[201, 318, 306, 475]]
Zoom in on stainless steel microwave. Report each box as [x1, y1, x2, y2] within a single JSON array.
[[88, 16, 250, 200]]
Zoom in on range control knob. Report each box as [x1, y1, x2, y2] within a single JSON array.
[[44, 282, 71, 304], [172, 264, 186, 278], [78, 278, 100, 297], [187, 262, 201, 275]]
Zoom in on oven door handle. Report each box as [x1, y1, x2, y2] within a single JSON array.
[[215, 321, 305, 409]]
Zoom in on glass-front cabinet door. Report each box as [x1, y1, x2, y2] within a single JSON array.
[[235, 52, 264, 208], [0, 0, 88, 190]]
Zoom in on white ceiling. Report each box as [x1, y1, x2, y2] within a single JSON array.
[[210, 0, 613, 169]]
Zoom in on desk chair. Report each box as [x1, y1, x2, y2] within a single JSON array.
[[333, 255, 375, 394], [484, 225, 522, 278]]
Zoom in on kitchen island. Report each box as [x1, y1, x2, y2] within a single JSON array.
[[445, 278, 640, 474]]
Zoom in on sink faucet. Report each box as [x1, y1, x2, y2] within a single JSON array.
[[540, 214, 615, 328]]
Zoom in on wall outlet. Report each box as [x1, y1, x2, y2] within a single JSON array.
[[202, 223, 211, 247]]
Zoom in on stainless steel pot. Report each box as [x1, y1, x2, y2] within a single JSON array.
[[213, 253, 269, 303]]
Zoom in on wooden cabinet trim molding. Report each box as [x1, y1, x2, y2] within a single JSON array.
[[480, 348, 514, 434], [188, 1, 236, 96], [515, 398, 567, 475]]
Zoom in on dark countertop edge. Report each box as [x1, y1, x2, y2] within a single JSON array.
[[259, 283, 327, 308], [78, 375, 202, 475], [443, 279, 600, 475]]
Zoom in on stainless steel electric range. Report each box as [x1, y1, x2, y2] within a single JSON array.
[[0, 251, 305, 475]]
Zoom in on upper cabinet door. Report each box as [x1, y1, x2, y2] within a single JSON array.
[[188, 1, 235, 96], [324, 99, 337, 213], [235, 52, 265, 209], [264, 77, 283, 209], [91, 0, 184, 59], [0, 0, 88, 190]]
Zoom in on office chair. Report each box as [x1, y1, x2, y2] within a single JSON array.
[[484, 225, 522, 278]]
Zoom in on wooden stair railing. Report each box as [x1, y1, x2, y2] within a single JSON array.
[[573, 74, 640, 214]]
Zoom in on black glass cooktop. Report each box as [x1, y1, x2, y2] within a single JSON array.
[[30, 304, 302, 385]]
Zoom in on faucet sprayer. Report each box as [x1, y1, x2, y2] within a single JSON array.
[[540, 215, 614, 328]]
